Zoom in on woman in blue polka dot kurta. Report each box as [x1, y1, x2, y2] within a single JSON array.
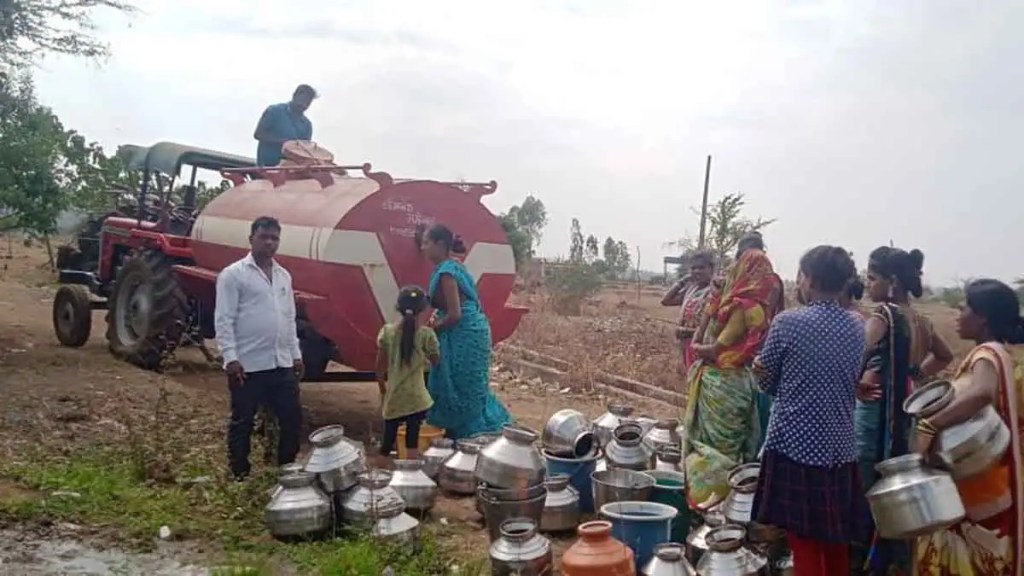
[[751, 245, 869, 576]]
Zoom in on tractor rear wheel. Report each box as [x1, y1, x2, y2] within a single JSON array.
[[106, 250, 189, 370], [53, 285, 93, 347]]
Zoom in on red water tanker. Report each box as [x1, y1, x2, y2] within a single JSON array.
[[51, 141, 527, 381]]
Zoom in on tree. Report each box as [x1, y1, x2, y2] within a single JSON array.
[[0, 0, 136, 68], [499, 195, 548, 269], [671, 192, 775, 265], [569, 218, 584, 264], [585, 234, 599, 263], [602, 237, 631, 280], [0, 73, 70, 235]]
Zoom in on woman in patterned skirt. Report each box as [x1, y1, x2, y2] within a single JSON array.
[[752, 245, 867, 576], [683, 247, 779, 508], [914, 279, 1024, 576], [420, 224, 512, 439]]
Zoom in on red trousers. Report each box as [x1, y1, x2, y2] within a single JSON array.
[[788, 532, 850, 576]]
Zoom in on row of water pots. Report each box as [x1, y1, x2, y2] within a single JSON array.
[[264, 425, 431, 543]]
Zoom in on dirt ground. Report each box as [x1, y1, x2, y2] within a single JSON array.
[[0, 238, 974, 573], [0, 239, 670, 572]]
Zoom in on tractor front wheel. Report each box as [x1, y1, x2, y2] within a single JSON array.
[[53, 285, 93, 347], [106, 250, 189, 370]]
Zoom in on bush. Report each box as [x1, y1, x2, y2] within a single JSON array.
[[547, 262, 603, 315]]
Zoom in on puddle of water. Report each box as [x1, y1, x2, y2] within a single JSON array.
[[0, 532, 210, 575]]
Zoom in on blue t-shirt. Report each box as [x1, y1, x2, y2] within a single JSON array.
[[256, 103, 313, 166]]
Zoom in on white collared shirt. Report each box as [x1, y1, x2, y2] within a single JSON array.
[[214, 253, 301, 372]]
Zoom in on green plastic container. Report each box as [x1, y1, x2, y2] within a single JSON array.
[[645, 470, 689, 542]]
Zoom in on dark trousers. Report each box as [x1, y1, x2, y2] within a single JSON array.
[[227, 367, 301, 478], [379, 410, 427, 456]]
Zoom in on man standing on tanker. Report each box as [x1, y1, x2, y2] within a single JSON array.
[[215, 216, 305, 481], [253, 84, 316, 167]]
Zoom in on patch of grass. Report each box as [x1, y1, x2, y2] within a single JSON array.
[[0, 446, 488, 574]]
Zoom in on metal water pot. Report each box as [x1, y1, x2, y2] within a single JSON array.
[[264, 471, 332, 539], [388, 459, 437, 514], [593, 403, 635, 448], [422, 438, 456, 480], [269, 462, 305, 499], [479, 483, 548, 542], [635, 416, 659, 436], [904, 379, 1011, 479], [695, 525, 769, 576], [721, 463, 760, 525], [643, 542, 696, 576], [686, 504, 725, 566], [866, 453, 965, 539], [341, 470, 406, 526], [476, 425, 546, 489], [542, 409, 596, 458], [605, 422, 655, 471], [304, 425, 366, 493], [370, 499, 420, 544], [539, 474, 580, 533], [439, 439, 481, 495], [644, 419, 681, 453], [489, 518, 554, 576], [654, 444, 685, 473]]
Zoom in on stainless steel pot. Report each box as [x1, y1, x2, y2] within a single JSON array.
[[593, 403, 635, 448], [539, 474, 580, 533], [866, 453, 965, 539], [654, 444, 685, 474], [542, 409, 596, 458], [341, 470, 406, 526], [304, 425, 366, 493], [644, 419, 682, 453], [643, 542, 696, 576], [476, 425, 546, 490], [479, 484, 548, 542], [685, 504, 725, 566], [389, 459, 437, 514], [721, 463, 760, 525], [695, 525, 769, 576], [370, 499, 420, 544], [591, 468, 655, 510], [904, 379, 1011, 480], [606, 422, 655, 471], [269, 462, 305, 499], [489, 518, 553, 576], [422, 438, 456, 480], [264, 471, 332, 539], [439, 439, 481, 495]]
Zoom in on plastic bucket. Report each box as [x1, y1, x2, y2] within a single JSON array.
[[397, 424, 444, 459], [599, 501, 676, 570], [645, 470, 689, 543], [543, 448, 601, 513]]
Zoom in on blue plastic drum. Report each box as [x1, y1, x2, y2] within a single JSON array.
[[599, 500, 677, 570]]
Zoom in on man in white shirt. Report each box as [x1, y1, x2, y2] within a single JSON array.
[[215, 216, 305, 480]]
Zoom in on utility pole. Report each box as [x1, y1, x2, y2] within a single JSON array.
[[698, 155, 712, 249]]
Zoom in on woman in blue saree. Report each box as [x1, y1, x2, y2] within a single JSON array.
[[421, 224, 512, 439]]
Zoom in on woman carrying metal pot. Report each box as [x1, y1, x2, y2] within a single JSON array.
[[750, 246, 868, 576], [913, 279, 1024, 576], [854, 246, 953, 574]]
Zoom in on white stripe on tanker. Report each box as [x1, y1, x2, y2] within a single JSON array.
[[193, 214, 516, 322]]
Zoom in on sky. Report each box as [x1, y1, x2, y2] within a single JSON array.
[[31, 0, 1024, 286]]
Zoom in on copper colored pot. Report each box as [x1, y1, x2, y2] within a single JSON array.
[[562, 520, 636, 576]]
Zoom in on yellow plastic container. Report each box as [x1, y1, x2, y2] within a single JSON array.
[[397, 424, 445, 458]]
